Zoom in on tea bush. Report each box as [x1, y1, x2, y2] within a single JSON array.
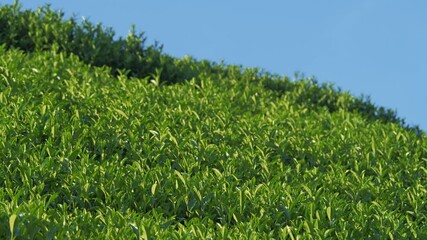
[[1, 2, 424, 132], [1, 2, 426, 239], [1, 44, 427, 239], [0, 1, 158, 78]]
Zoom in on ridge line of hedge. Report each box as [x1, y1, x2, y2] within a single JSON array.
[[0, 1, 424, 135]]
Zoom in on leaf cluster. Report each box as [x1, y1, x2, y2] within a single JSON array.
[[0, 1, 158, 78]]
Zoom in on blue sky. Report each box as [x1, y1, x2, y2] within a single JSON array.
[[5, 0, 426, 131]]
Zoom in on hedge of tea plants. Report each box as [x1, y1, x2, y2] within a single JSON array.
[[1, 1, 425, 132], [1, 2, 427, 239]]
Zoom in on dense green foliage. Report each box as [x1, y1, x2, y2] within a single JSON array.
[[1, 2, 424, 132], [0, 1, 225, 85], [1, 2, 427, 239], [0, 1, 158, 78]]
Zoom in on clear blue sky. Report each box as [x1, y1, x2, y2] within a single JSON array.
[[5, 0, 427, 131]]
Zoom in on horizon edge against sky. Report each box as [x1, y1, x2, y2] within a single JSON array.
[[2, 0, 426, 132]]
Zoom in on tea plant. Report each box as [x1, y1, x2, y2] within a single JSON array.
[[1, 2, 427, 239], [1, 1, 424, 132], [1, 44, 426, 239]]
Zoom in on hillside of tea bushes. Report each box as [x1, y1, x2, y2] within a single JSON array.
[[1, 3, 426, 239]]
